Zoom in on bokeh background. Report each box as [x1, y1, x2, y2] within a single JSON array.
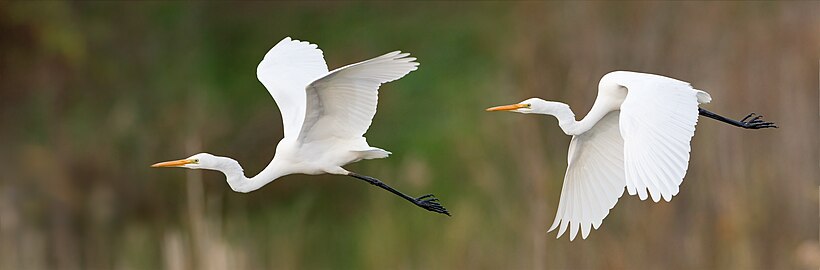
[[1, 2, 818, 269]]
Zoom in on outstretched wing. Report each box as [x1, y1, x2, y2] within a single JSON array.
[[297, 51, 418, 143], [549, 112, 626, 241], [617, 72, 700, 202], [257, 37, 329, 138]]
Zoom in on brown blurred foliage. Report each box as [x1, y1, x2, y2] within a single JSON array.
[[0, 2, 817, 270]]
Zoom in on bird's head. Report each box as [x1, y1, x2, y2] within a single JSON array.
[[486, 98, 567, 115], [151, 153, 229, 171], [152, 152, 250, 191]]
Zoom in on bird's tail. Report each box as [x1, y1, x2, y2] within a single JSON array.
[[695, 89, 712, 104], [354, 147, 391, 160]]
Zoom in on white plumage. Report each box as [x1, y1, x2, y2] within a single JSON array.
[[152, 37, 448, 216], [257, 38, 417, 154], [257, 37, 329, 139], [550, 112, 624, 240], [252, 37, 418, 180], [487, 71, 713, 240], [301, 51, 417, 145]]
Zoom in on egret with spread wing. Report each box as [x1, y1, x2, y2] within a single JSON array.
[[486, 71, 775, 240], [153, 37, 449, 216]]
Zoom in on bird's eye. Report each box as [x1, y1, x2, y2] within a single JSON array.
[[193, 159, 200, 164], [525, 104, 532, 108]]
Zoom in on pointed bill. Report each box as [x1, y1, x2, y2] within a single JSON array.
[[151, 159, 194, 168], [486, 104, 528, 112]]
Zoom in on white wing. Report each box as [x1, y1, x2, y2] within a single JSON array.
[[257, 37, 329, 138], [617, 72, 700, 202], [298, 51, 418, 143], [548, 112, 626, 241]]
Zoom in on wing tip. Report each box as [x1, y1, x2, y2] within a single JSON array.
[[381, 51, 418, 62], [581, 223, 591, 239], [548, 223, 558, 233], [276, 36, 320, 49]]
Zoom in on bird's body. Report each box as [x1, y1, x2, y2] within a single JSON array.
[[487, 71, 775, 240], [153, 37, 449, 216], [254, 38, 408, 179]]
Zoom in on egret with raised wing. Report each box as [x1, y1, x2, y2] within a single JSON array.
[[486, 71, 775, 240], [153, 37, 449, 216]]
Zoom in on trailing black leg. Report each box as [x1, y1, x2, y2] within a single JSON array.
[[698, 108, 777, 129], [348, 172, 450, 216]]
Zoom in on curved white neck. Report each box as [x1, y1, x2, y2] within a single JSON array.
[[536, 102, 612, 136], [219, 157, 289, 193], [549, 105, 582, 135]]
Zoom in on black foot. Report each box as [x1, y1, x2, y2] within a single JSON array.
[[739, 113, 777, 129], [414, 194, 450, 216]]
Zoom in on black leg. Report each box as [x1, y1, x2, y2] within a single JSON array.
[[698, 108, 777, 129], [348, 172, 450, 216]]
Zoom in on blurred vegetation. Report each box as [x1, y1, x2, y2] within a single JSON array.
[[0, 2, 818, 269]]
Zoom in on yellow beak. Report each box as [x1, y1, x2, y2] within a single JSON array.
[[151, 159, 194, 168], [486, 103, 528, 112]]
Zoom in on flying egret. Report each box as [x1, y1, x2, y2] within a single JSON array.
[[486, 71, 776, 240], [152, 37, 449, 216]]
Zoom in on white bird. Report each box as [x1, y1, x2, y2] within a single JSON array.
[[152, 37, 449, 216], [486, 71, 775, 240]]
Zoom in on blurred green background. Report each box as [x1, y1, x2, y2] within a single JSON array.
[[1, 2, 818, 269]]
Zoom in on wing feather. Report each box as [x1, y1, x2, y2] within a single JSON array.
[[298, 51, 418, 144], [256, 37, 329, 138], [617, 72, 700, 203], [548, 112, 626, 240]]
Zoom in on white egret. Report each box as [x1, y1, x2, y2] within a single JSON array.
[[486, 71, 775, 240], [153, 37, 449, 216]]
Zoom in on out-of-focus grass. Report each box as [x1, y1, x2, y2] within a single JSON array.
[[0, 2, 817, 269]]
